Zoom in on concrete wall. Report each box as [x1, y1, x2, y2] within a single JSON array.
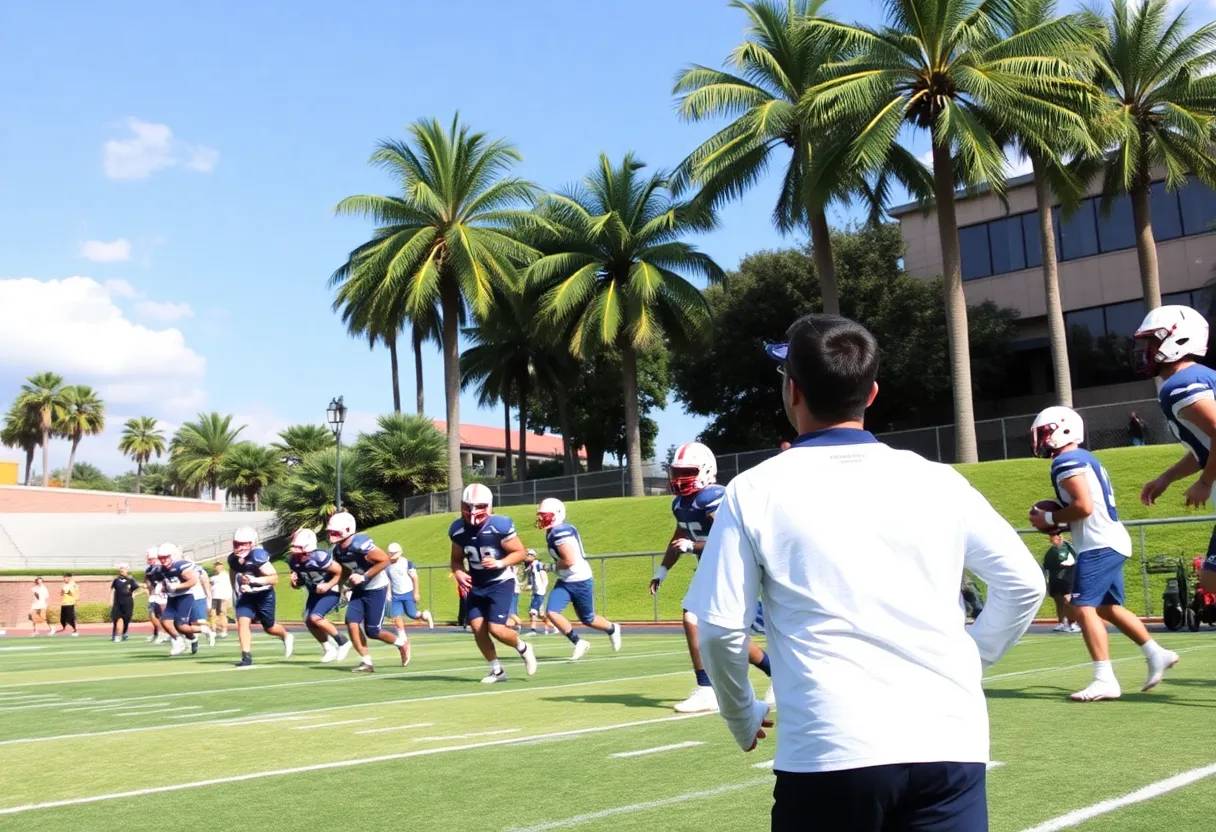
[[0, 575, 120, 630], [0, 485, 222, 514]]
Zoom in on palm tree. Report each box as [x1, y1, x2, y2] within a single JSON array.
[[1, 401, 41, 486], [334, 115, 539, 504], [219, 443, 283, 510], [56, 385, 106, 488], [271, 424, 333, 459], [410, 306, 443, 415], [814, 0, 1094, 462], [117, 416, 167, 494], [1080, 0, 1216, 311], [272, 447, 395, 535], [17, 372, 67, 487], [529, 153, 723, 496], [354, 413, 446, 501], [170, 412, 246, 499]]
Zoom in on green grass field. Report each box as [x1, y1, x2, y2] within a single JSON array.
[[0, 630, 1213, 831]]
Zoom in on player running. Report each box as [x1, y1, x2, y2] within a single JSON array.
[[327, 512, 409, 672], [387, 543, 434, 639], [288, 528, 351, 664], [650, 442, 773, 714], [533, 498, 621, 659], [144, 548, 170, 644], [189, 561, 215, 648], [228, 526, 294, 668], [524, 550, 551, 634], [449, 484, 538, 683], [1029, 406, 1178, 701], [1135, 305, 1216, 595], [157, 543, 201, 656]]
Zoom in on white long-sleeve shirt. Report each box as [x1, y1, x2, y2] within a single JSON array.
[[683, 429, 1045, 774]]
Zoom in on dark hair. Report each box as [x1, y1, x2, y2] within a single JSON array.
[[784, 313, 880, 423], [64, 572, 73, 578]]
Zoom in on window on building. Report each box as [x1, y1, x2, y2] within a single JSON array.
[[988, 216, 1026, 274], [1163, 291, 1195, 308], [1151, 182, 1183, 241], [1096, 194, 1136, 253], [1180, 176, 1216, 236], [959, 224, 992, 280], [1056, 201, 1099, 260], [1022, 211, 1044, 269]]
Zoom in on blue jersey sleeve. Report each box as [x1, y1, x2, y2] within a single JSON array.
[[313, 549, 333, 569], [670, 496, 681, 518], [694, 484, 726, 515], [548, 524, 577, 548], [350, 534, 375, 554], [1162, 370, 1216, 413], [250, 548, 271, 566], [489, 515, 517, 541], [448, 519, 465, 542]]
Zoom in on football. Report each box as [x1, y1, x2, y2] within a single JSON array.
[[1032, 499, 1065, 534]]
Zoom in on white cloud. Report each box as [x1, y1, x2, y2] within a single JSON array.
[[102, 278, 142, 299], [102, 118, 219, 181], [134, 300, 194, 323], [918, 149, 934, 168], [0, 276, 206, 414], [79, 238, 132, 263]]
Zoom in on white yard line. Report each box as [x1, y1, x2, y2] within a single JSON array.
[[0, 664, 277, 694], [413, 728, 519, 742], [67, 702, 170, 713], [113, 708, 239, 719], [0, 669, 689, 747], [505, 779, 772, 832], [290, 718, 377, 731], [354, 722, 433, 735], [987, 761, 1005, 771], [610, 741, 704, 758], [0, 712, 715, 815], [214, 716, 308, 728], [752, 760, 774, 769], [1019, 761, 1216, 832]]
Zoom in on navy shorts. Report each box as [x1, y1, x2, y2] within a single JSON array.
[[235, 590, 277, 629], [547, 579, 597, 625], [528, 592, 546, 615], [303, 591, 339, 622], [1204, 526, 1216, 572], [166, 595, 194, 627], [467, 580, 515, 624], [390, 594, 419, 619], [190, 598, 208, 622], [1071, 547, 1128, 607], [148, 602, 164, 618], [346, 586, 388, 636], [772, 762, 987, 832]]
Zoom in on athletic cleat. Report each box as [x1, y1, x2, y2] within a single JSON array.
[[146, 635, 156, 642], [572, 639, 592, 661], [521, 641, 538, 676], [190, 639, 199, 655], [481, 669, 508, 684], [1052, 622, 1071, 633], [112, 636, 121, 643], [1070, 680, 1121, 702], [399, 640, 411, 667], [234, 656, 253, 668], [208, 631, 216, 648], [422, 610, 434, 629], [674, 685, 719, 714], [48, 626, 57, 636], [320, 642, 338, 664], [608, 624, 622, 652], [169, 638, 185, 657], [1068, 623, 1081, 633], [283, 632, 295, 659], [121, 634, 129, 641], [336, 640, 353, 663], [352, 662, 375, 673], [1142, 650, 1180, 692], [765, 685, 776, 710]]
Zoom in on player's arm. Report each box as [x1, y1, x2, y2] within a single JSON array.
[[202, 572, 213, 602], [171, 567, 198, 593], [487, 534, 528, 569], [1177, 399, 1216, 507], [408, 565, 421, 603], [248, 562, 279, 587], [651, 523, 690, 596], [359, 546, 391, 581], [450, 542, 472, 590], [108, 582, 115, 608], [551, 540, 579, 571], [315, 559, 343, 595], [1050, 475, 1092, 525]]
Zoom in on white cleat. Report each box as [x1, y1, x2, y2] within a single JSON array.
[[608, 624, 622, 653], [1143, 650, 1180, 692], [283, 632, 295, 659], [48, 626, 57, 636], [482, 669, 508, 684], [1068, 623, 1081, 633], [765, 685, 776, 710], [169, 638, 185, 657], [208, 631, 216, 648], [1052, 622, 1071, 633], [155, 634, 169, 644], [336, 640, 353, 663], [1070, 680, 1122, 702], [521, 641, 538, 676], [674, 685, 719, 714], [572, 639, 592, 661], [422, 610, 434, 630], [112, 636, 121, 643], [320, 642, 338, 664]]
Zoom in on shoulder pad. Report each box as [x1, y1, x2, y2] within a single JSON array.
[[490, 515, 516, 535], [695, 484, 726, 510], [250, 548, 271, 565], [351, 534, 374, 553]]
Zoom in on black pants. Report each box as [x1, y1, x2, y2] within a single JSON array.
[[60, 605, 77, 631], [457, 592, 468, 627], [112, 599, 134, 637], [772, 763, 987, 832]]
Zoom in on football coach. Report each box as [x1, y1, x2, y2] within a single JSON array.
[[684, 314, 1045, 831]]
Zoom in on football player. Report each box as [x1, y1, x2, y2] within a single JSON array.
[[157, 543, 201, 656], [327, 512, 409, 672], [1136, 305, 1216, 595], [387, 543, 434, 640], [449, 484, 538, 683], [288, 528, 351, 663], [524, 551, 551, 634], [144, 548, 170, 644], [228, 526, 294, 668], [189, 561, 215, 648], [533, 498, 621, 659], [650, 442, 773, 714], [1029, 407, 1178, 700]]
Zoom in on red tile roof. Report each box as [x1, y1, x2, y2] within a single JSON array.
[[432, 421, 586, 459]]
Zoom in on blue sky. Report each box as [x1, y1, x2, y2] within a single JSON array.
[[0, 0, 1210, 476]]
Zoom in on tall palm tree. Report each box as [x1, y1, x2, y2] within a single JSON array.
[[410, 306, 444, 415], [219, 443, 283, 510], [813, 0, 1094, 462], [1080, 0, 1216, 311], [17, 372, 67, 487], [529, 153, 724, 496], [56, 385, 106, 488], [271, 424, 333, 459], [118, 416, 167, 494], [1, 401, 41, 486], [334, 116, 539, 504], [170, 412, 246, 500]]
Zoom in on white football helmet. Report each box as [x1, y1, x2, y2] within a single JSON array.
[[290, 528, 317, 554], [326, 511, 357, 540], [1031, 406, 1085, 458], [669, 442, 717, 497], [1133, 305, 1209, 375], [233, 526, 258, 545], [461, 483, 493, 527], [387, 542, 403, 558], [536, 497, 566, 530], [145, 546, 159, 564], [157, 542, 181, 564]]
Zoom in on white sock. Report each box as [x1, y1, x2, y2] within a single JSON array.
[[490, 659, 503, 674], [1093, 660, 1115, 683], [1141, 640, 1167, 660], [361, 654, 373, 666], [394, 634, 407, 647]]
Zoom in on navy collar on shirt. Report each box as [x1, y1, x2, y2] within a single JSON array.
[[791, 427, 879, 448]]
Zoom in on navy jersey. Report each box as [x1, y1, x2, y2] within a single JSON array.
[[1158, 363, 1216, 467], [228, 547, 273, 595], [449, 515, 518, 588], [1051, 449, 1131, 556], [290, 549, 336, 592], [161, 560, 197, 597], [144, 563, 163, 585], [545, 523, 593, 582], [672, 484, 727, 552], [331, 533, 389, 591]]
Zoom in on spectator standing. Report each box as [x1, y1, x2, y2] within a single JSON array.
[[1043, 533, 1080, 633], [209, 561, 232, 638], [30, 577, 50, 636], [1128, 411, 1147, 446], [685, 314, 1044, 831], [59, 573, 80, 636], [109, 564, 140, 641]]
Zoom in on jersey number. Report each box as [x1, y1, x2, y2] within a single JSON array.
[[681, 520, 706, 542], [464, 546, 499, 570]]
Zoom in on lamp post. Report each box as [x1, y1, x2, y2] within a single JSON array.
[[326, 396, 347, 511]]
